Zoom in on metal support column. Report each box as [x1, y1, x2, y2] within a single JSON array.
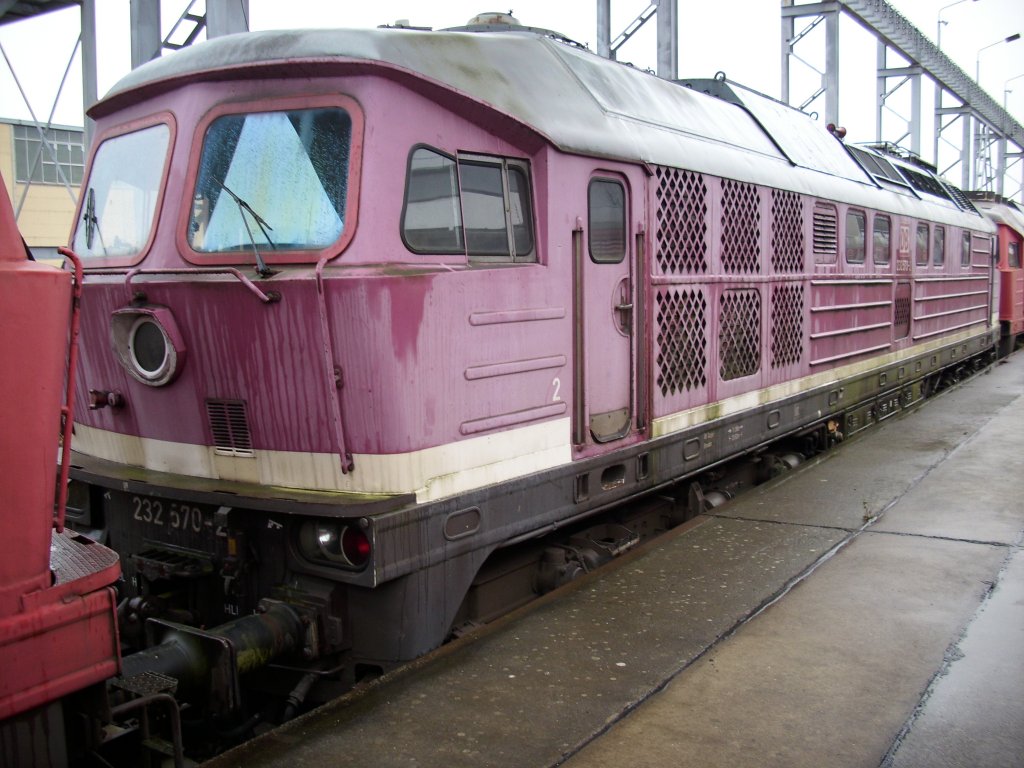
[[80, 0, 97, 148], [781, 1, 842, 127], [206, 0, 249, 38], [597, 0, 611, 58], [824, 4, 839, 127], [656, 0, 677, 81], [875, 43, 923, 155], [130, 0, 162, 68]]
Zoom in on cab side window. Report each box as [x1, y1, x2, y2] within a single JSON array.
[[845, 209, 866, 264], [402, 147, 463, 253], [588, 179, 626, 263], [401, 146, 535, 263], [873, 215, 891, 265], [933, 226, 945, 266], [915, 222, 929, 266]]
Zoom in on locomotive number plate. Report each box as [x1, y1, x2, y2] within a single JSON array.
[[130, 494, 213, 534]]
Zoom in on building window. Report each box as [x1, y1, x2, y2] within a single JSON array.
[[845, 209, 866, 263], [13, 124, 85, 185], [873, 215, 891, 265]]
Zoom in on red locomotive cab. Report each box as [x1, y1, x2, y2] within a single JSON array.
[[0, 177, 70, 612], [997, 223, 1024, 349], [0, 174, 120, 740], [973, 193, 1024, 355]]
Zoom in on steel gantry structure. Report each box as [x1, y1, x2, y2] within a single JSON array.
[[780, 0, 1023, 201], [595, 0, 1022, 202]]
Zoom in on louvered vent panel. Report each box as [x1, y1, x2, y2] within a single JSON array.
[[719, 289, 761, 381], [813, 206, 838, 258], [655, 166, 709, 274], [656, 288, 708, 396], [207, 399, 254, 457], [771, 284, 804, 368], [771, 189, 804, 272], [721, 179, 761, 273]]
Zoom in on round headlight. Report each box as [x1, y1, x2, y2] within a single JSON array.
[[129, 316, 171, 380], [111, 307, 186, 387]]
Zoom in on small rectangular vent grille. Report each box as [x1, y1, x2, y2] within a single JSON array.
[[771, 284, 804, 368], [207, 399, 254, 457], [813, 205, 838, 260], [656, 288, 708, 396], [771, 189, 805, 272], [719, 289, 761, 381], [721, 179, 761, 273], [894, 282, 912, 340], [655, 166, 709, 274]]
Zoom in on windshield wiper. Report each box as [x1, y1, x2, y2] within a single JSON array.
[[212, 179, 276, 277], [82, 187, 108, 254]]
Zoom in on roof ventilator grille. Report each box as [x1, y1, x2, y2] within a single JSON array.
[[207, 399, 254, 457]]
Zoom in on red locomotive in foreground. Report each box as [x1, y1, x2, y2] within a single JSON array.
[[0, 175, 120, 762], [1, 12, 1018, 766]]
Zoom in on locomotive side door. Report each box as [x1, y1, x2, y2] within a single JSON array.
[[573, 173, 637, 447]]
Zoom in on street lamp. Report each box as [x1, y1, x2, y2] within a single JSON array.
[[937, 0, 979, 50], [977, 33, 1022, 83]]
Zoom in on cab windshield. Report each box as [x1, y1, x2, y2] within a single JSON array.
[[188, 108, 351, 255], [72, 123, 170, 260]]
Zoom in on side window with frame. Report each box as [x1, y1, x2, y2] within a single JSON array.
[[401, 146, 463, 254], [1010, 241, 1021, 268], [933, 225, 945, 266], [872, 214, 891, 265], [460, 154, 535, 263], [961, 232, 972, 267], [845, 209, 866, 264], [588, 178, 626, 263], [915, 222, 929, 266], [400, 146, 536, 263]]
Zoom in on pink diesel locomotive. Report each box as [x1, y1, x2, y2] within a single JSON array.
[[37, 15, 1003, 758]]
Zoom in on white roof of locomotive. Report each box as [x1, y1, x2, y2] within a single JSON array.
[[99, 27, 988, 230]]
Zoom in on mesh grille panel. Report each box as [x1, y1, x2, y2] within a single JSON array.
[[656, 288, 708, 396], [207, 399, 254, 457], [720, 289, 761, 381], [771, 284, 804, 368], [655, 166, 708, 274], [721, 179, 761, 273], [771, 189, 804, 272], [894, 282, 911, 340]]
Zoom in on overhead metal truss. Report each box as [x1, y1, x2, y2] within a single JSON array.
[[782, 0, 1024, 201], [596, 0, 677, 80]]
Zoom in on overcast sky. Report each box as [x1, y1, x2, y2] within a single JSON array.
[[0, 0, 1022, 154]]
